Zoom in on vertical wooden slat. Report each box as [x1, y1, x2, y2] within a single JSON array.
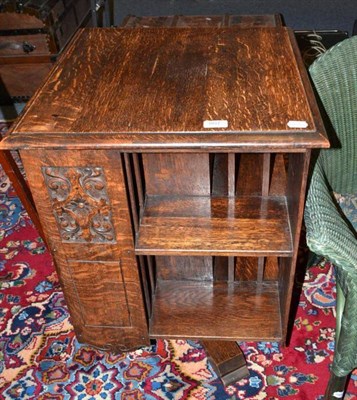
[[132, 153, 145, 209], [235, 153, 263, 281], [228, 257, 235, 282], [235, 258, 258, 281], [147, 256, 156, 295], [211, 154, 228, 196], [258, 153, 271, 281], [264, 256, 279, 281], [228, 153, 236, 197], [211, 153, 229, 281], [257, 257, 265, 282], [269, 154, 288, 196], [130, 153, 155, 315], [262, 153, 271, 196], [138, 255, 151, 317], [236, 154, 264, 195], [227, 153, 236, 281], [123, 153, 139, 233], [214, 257, 228, 281], [265, 153, 287, 281]]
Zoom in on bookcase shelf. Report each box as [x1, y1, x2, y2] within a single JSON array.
[[149, 280, 282, 341], [136, 195, 293, 257]]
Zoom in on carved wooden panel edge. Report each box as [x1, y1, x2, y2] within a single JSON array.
[[42, 166, 117, 243]]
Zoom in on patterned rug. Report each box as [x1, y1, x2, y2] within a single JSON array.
[[1, 147, 357, 399]]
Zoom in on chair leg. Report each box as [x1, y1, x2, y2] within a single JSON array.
[[324, 282, 348, 399], [0, 150, 46, 244], [324, 371, 349, 399]]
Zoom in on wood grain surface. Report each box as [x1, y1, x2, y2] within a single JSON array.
[[150, 280, 282, 341], [136, 195, 292, 256], [19, 149, 150, 351], [201, 340, 249, 386], [143, 153, 210, 196], [2, 26, 328, 153]]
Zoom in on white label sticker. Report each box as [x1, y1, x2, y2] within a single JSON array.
[[203, 120, 229, 129], [287, 120, 309, 129], [332, 391, 344, 398]]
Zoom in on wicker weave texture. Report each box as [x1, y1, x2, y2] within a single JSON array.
[[305, 36, 357, 378], [309, 36, 357, 195]]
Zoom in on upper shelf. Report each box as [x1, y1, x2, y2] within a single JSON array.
[[136, 195, 293, 257]]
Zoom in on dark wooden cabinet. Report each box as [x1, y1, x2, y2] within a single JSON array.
[[1, 26, 329, 354]]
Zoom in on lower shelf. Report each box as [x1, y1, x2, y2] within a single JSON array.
[[149, 280, 282, 342]]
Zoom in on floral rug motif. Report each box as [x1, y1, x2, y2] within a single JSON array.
[[0, 162, 357, 399]]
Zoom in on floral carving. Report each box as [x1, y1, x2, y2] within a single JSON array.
[[43, 167, 116, 243]]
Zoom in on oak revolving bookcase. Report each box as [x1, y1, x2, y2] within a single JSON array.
[[1, 26, 329, 358]]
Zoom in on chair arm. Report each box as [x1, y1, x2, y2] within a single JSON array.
[[304, 160, 357, 273]]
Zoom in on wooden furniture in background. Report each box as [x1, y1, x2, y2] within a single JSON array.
[[121, 13, 283, 28], [0, 0, 98, 244], [1, 25, 329, 382], [0, 0, 93, 101]]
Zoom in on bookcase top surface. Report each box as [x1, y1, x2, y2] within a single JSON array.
[[5, 26, 329, 150]]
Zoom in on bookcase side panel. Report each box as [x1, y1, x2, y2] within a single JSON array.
[[19, 149, 150, 352]]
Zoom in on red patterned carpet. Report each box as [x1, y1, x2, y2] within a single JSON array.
[[0, 147, 357, 399]]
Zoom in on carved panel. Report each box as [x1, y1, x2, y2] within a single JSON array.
[[42, 166, 116, 243]]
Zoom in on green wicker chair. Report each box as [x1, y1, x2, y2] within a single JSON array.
[[305, 36, 357, 399]]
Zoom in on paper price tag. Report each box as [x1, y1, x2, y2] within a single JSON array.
[[203, 120, 228, 129], [287, 120, 308, 129]]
